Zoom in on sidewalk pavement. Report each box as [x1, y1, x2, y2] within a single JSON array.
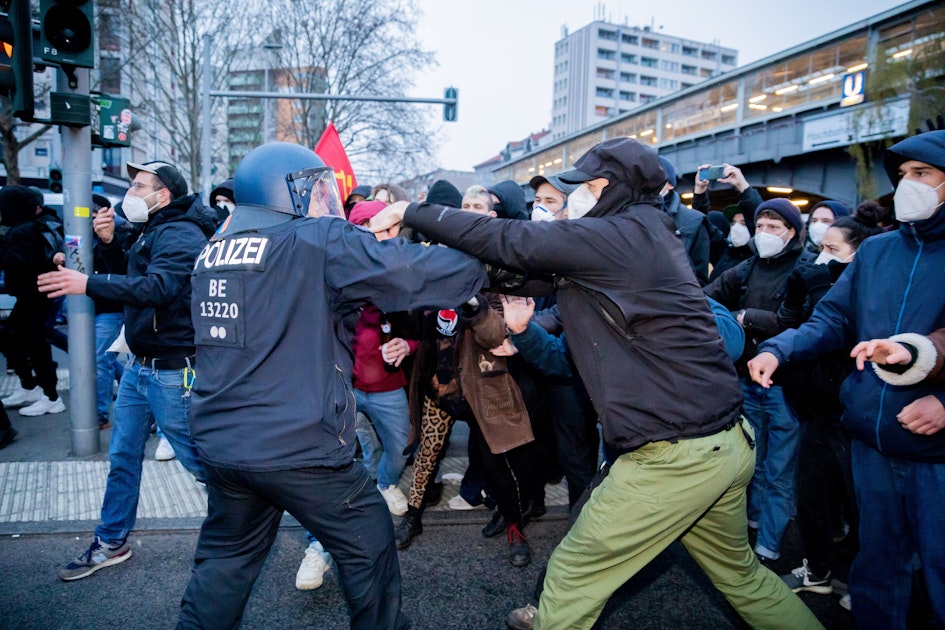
[[0, 365, 569, 536]]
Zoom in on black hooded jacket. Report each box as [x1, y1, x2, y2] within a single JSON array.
[[401, 139, 742, 454], [487, 180, 529, 220], [86, 194, 217, 359]]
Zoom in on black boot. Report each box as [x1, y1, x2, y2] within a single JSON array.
[[395, 506, 423, 550], [482, 510, 508, 538], [508, 523, 531, 567]]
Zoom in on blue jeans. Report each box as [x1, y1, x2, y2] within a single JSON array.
[[741, 379, 801, 560], [354, 388, 410, 487], [849, 439, 945, 629], [94, 313, 124, 421], [96, 359, 205, 543]]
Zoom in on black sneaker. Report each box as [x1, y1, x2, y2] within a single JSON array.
[[59, 536, 132, 581], [507, 524, 531, 568], [482, 510, 508, 538], [395, 507, 423, 550]]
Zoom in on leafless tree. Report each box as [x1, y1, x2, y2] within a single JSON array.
[[124, 0, 260, 191], [263, 0, 439, 182]]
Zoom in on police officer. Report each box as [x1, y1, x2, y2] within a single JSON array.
[[176, 143, 486, 630]]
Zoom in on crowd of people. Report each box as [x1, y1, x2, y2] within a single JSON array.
[[0, 124, 942, 629]]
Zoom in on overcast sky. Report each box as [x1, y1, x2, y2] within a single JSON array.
[[407, 0, 910, 172]]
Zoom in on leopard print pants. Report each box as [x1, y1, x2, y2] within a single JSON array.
[[408, 395, 455, 509]]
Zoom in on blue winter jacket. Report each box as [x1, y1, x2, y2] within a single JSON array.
[[760, 209, 945, 462]]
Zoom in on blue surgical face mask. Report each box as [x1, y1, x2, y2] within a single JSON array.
[[531, 204, 555, 222]]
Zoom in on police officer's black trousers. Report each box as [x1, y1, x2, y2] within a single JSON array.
[[177, 461, 410, 630]]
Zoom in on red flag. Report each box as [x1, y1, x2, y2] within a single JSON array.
[[314, 122, 358, 201]]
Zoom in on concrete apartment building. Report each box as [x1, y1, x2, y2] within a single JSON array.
[[551, 21, 738, 138]]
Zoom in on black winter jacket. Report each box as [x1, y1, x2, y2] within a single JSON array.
[[402, 165, 742, 454], [86, 194, 217, 359], [704, 236, 807, 370]]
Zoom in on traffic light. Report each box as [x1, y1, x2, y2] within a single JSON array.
[[49, 167, 63, 193], [0, 0, 35, 120], [39, 0, 94, 68], [443, 86, 458, 122]]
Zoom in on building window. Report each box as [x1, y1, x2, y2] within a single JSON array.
[[595, 105, 611, 117], [659, 78, 678, 90], [598, 29, 617, 41], [682, 46, 699, 57], [681, 82, 694, 89], [597, 48, 615, 60], [641, 37, 659, 49], [661, 60, 679, 72], [641, 56, 658, 68], [619, 90, 637, 102], [621, 33, 639, 45], [620, 53, 638, 64], [640, 75, 657, 86], [702, 50, 718, 61], [596, 87, 614, 98], [596, 67, 615, 79], [722, 54, 736, 65], [619, 71, 637, 83], [639, 93, 656, 104], [100, 57, 121, 94], [681, 64, 697, 75], [670, 43, 680, 54], [700, 67, 714, 78]]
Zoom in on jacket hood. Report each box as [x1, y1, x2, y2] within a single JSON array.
[[561, 138, 666, 218], [209, 178, 235, 203], [487, 180, 529, 220], [426, 179, 463, 208], [149, 193, 219, 238], [0, 185, 40, 227], [884, 130, 945, 185], [807, 200, 851, 224]]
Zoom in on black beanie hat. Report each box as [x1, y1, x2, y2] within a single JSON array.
[[425, 179, 463, 208]]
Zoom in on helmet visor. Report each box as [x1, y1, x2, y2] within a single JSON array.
[[286, 166, 345, 218]]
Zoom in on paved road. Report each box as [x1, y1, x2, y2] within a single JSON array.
[[0, 360, 855, 629]]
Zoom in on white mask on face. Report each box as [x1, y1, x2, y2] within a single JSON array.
[[217, 200, 235, 214], [531, 204, 555, 222], [814, 250, 854, 265], [894, 178, 945, 222], [754, 229, 788, 258], [729, 223, 751, 247], [567, 185, 598, 220], [808, 221, 830, 245], [122, 190, 161, 223]]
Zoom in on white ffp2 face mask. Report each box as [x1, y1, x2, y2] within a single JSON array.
[[814, 250, 854, 266], [729, 222, 750, 247], [754, 229, 788, 258], [894, 178, 945, 223], [808, 221, 830, 245], [122, 190, 160, 223], [531, 204, 555, 222], [567, 185, 598, 220]]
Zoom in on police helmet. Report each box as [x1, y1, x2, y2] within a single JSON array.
[[234, 142, 344, 218]]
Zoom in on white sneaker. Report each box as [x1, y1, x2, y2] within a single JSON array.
[[2, 386, 43, 408], [378, 485, 408, 516], [19, 395, 66, 416], [155, 437, 176, 461], [839, 594, 851, 611], [296, 542, 331, 590], [448, 494, 484, 511]]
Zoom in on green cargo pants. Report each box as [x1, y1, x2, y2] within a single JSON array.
[[535, 420, 823, 630]]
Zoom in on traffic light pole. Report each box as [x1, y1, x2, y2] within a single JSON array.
[[58, 65, 98, 456]]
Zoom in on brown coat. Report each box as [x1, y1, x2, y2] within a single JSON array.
[[458, 296, 534, 454]]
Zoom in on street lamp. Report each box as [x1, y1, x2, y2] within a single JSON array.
[[262, 42, 283, 143]]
